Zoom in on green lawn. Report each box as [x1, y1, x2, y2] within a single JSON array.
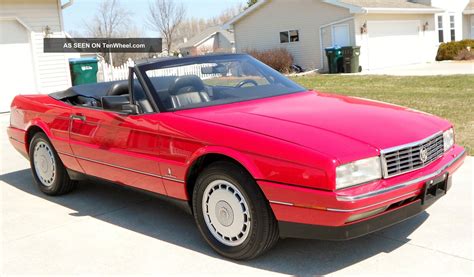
[[291, 75, 474, 154]]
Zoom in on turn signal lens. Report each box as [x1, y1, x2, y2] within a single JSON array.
[[443, 128, 454, 152]]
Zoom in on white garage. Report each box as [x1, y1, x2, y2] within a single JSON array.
[[367, 21, 423, 70], [0, 0, 74, 113], [0, 19, 37, 112]]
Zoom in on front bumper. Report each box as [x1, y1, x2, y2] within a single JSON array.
[[258, 145, 466, 239], [278, 197, 435, 240]]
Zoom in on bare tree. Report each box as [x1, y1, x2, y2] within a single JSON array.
[[210, 4, 244, 25], [246, 0, 258, 9], [84, 0, 132, 65], [85, 0, 131, 38], [112, 26, 151, 65], [147, 0, 186, 52], [174, 3, 243, 48]]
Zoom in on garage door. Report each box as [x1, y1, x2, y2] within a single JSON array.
[[367, 21, 422, 70], [0, 20, 36, 112]]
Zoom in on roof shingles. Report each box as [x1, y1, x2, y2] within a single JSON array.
[[339, 0, 434, 9]]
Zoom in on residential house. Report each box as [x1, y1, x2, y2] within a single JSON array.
[[0, 0, 74, 112], [178, 26, 235, 56], [226, 0, 445, 71], [418, 0, 474, 42]]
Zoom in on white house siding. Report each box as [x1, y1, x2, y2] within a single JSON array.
[[196, 36, 216, 53], [354, 13, 436, 71], [0, 0, 72, 95], [216, 33, 233, 51], [463, 14, 474, 39], [233, 0, 351, 70]]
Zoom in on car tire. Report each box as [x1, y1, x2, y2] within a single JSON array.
[[192, 161, 279, 260], [29, 132, 76, 196]]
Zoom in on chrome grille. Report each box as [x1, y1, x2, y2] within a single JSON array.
[[381, 133, 444, 178]]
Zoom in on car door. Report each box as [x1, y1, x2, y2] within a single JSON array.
[[68, 77, 166, 195]]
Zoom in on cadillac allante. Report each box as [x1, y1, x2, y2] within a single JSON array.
[[7, 54, 466, 260]]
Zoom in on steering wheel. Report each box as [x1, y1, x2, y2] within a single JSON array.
[[235, 79, 258, 88]]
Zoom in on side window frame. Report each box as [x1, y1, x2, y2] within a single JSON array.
[[437, 15, 444, 43], [280, 31, 289, 43], [128, 67, 160, 113], [449, 14, 456, 41]]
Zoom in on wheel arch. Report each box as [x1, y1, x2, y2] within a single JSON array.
[[25, 122, 51, 154], [185, 147, 263, 203]]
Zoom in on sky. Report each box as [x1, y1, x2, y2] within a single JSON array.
[[62, 0, 245, 36]]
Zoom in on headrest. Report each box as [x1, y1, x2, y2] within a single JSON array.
[[107, 82, 129, 96], [168, 75, 204, 95]]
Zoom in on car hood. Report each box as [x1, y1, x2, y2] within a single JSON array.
[[176, 91, 450, 163]]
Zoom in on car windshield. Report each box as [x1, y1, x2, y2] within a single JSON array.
[[138, 54, 305, 111]]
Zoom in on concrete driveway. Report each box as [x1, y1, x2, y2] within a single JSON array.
[[360, 61, 474, 76], [1, 113, 473, 275]]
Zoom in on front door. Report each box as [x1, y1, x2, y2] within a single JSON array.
[[333, 24, 351, 47]]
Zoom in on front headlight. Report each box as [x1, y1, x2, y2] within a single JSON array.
[[443, 128, 454, 152], [336, 156, 382, 190]]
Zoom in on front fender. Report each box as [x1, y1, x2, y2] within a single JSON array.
[[186, 145, 264, 179], [186, 145, 330, 190]]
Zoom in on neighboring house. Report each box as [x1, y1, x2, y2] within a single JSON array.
[[178, 26, 235, 56], [464, 1, 474, 39], [226, 0, 445, 71], [419, 0, 474, 42], [0, 0, 74, 112]]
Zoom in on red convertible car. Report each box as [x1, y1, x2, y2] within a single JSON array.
[[7, 54, 466, 260]]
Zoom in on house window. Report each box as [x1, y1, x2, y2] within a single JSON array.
[[450, 15, 455, 41], [280, 30, 299, 43], [289, 30, 299, 42], [437, 15, 444, 43], [280, 31, 289, 43]]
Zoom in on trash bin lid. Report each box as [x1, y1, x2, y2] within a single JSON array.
[[341, 46, 361, 50], [69, 57, 98, 64]]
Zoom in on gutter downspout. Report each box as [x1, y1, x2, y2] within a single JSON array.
[[59, 0, 75, 87], [58, 0, 74, 32]]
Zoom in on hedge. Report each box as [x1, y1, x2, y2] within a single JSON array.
[[245, 48, 294, 73], [436, 39, 474, 61]]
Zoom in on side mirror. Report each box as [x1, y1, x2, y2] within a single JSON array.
[[122, 104, 140, 115]]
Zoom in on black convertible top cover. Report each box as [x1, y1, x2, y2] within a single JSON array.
[[49, 76, 178, 101], [49, 80, 126, 101]]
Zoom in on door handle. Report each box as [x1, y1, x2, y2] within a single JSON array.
[[70, 114, 86, 121]]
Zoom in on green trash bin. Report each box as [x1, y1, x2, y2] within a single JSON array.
[[325, 46, 343, 74], [69, 58, 98, 85], [341, 46, 361, 73]]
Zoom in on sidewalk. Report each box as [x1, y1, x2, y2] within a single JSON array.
[[359, 61, 474, 76]]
